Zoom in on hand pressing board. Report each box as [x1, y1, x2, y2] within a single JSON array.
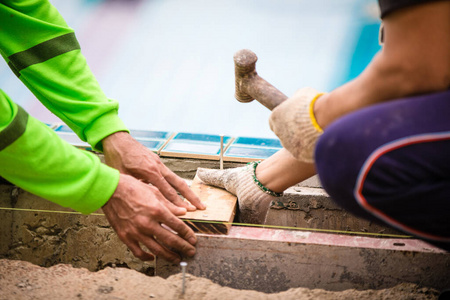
[[180, 175, 237, 234]]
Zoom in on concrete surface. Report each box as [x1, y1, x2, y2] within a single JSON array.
[[266, 186, 403, 236]]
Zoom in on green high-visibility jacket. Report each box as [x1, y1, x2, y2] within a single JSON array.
[[0, 0, 129, 214]]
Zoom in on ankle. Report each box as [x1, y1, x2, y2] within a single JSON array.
[[249, 161, 283, 197]]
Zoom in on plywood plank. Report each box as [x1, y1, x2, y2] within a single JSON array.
[[180, 175, 237, 234]]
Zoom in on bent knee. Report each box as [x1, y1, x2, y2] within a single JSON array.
[[373, 52, 450, 98], [314, 122, 369, 215], [401, 61, 450, 95]]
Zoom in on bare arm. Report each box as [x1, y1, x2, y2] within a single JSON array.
[[259, 1, 450, 193]]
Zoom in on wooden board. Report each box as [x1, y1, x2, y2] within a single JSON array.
[[157, 227, 450, 292], [180, 175, 237, 234]]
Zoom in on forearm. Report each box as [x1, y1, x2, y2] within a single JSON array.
[[260, 53, 443, 192], [261, 1, 450, 192], [0, 90, 119, 214]]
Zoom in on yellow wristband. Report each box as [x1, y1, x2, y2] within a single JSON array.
[[308, 93, 325, 133]]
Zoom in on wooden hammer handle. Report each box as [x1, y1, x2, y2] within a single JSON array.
[[234, 49, 288, 111]]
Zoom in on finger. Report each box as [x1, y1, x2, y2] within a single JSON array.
[[163, 169, 206, 210], [149, 202, 197, 248], [148, 186, 187, 216], [125, 239, 155, 261], [141, 217, 197, 259], [139, 234, 182, 263], [162, 198, 189, 216], [157, 211, 198, 248], [152, 175, 192, 209]]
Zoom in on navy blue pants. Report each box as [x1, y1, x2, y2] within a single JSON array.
[[315, 90, 450, 250]]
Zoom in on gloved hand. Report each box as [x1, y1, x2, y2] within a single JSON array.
[[197, 162, 282, 224], [269, 87, 325, 163]]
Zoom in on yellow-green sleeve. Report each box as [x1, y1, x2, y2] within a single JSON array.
[[0, 0, 129, 151], [0, 90, 119, 214]]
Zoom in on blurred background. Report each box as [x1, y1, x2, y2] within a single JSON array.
[[0, 0, 381, 138]]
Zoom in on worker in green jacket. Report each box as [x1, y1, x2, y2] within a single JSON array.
[[0, 0, 205, 263]]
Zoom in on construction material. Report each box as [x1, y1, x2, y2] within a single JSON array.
[[159, 133, 233, 161], [2, 158, 448, 295], [266, 186, 404, 236], [223, 136, 283, 163], [180, 175, 237, 234], [180, 261, 187, 295], [156, 226, 450, 293], [219, 134, 224, 169]]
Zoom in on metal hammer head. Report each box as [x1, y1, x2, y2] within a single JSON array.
[[233, 49, 258, 103], [233, 49, 288, 110]]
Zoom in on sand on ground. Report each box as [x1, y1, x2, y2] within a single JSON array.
[[0, 259, 440, 300]]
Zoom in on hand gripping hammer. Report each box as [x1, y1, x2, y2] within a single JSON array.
[[234, 49, 288, 110]]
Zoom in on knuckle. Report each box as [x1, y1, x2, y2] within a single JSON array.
[[150, 248, 164, 257], [134, 215, 150, 228], [181, 244, 195, 255], [166, 189, 180, 200], [150, 202, 164, 213], [147, 169, 160, 178], [130, 248, 145, 260], [148, 185, 160, 193], [148, 205, 164, 219], [116, 230, 128, 241], [116, 234, 126, 243], [116, 227, 137, 241]]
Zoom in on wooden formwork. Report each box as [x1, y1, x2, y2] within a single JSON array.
[[1, 156, 449, 293], [156, 226, 450, 293]]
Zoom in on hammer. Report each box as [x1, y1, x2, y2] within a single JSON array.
[[234, 49, 288, 110]]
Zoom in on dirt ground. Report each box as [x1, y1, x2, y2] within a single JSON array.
[[0, 259, 440, 300]]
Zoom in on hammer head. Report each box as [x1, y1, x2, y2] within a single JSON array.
[[233, 49, 258, 103]]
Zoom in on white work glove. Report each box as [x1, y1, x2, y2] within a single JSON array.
[[197, 162, 281, 224], [269, 87, 325, 163]]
